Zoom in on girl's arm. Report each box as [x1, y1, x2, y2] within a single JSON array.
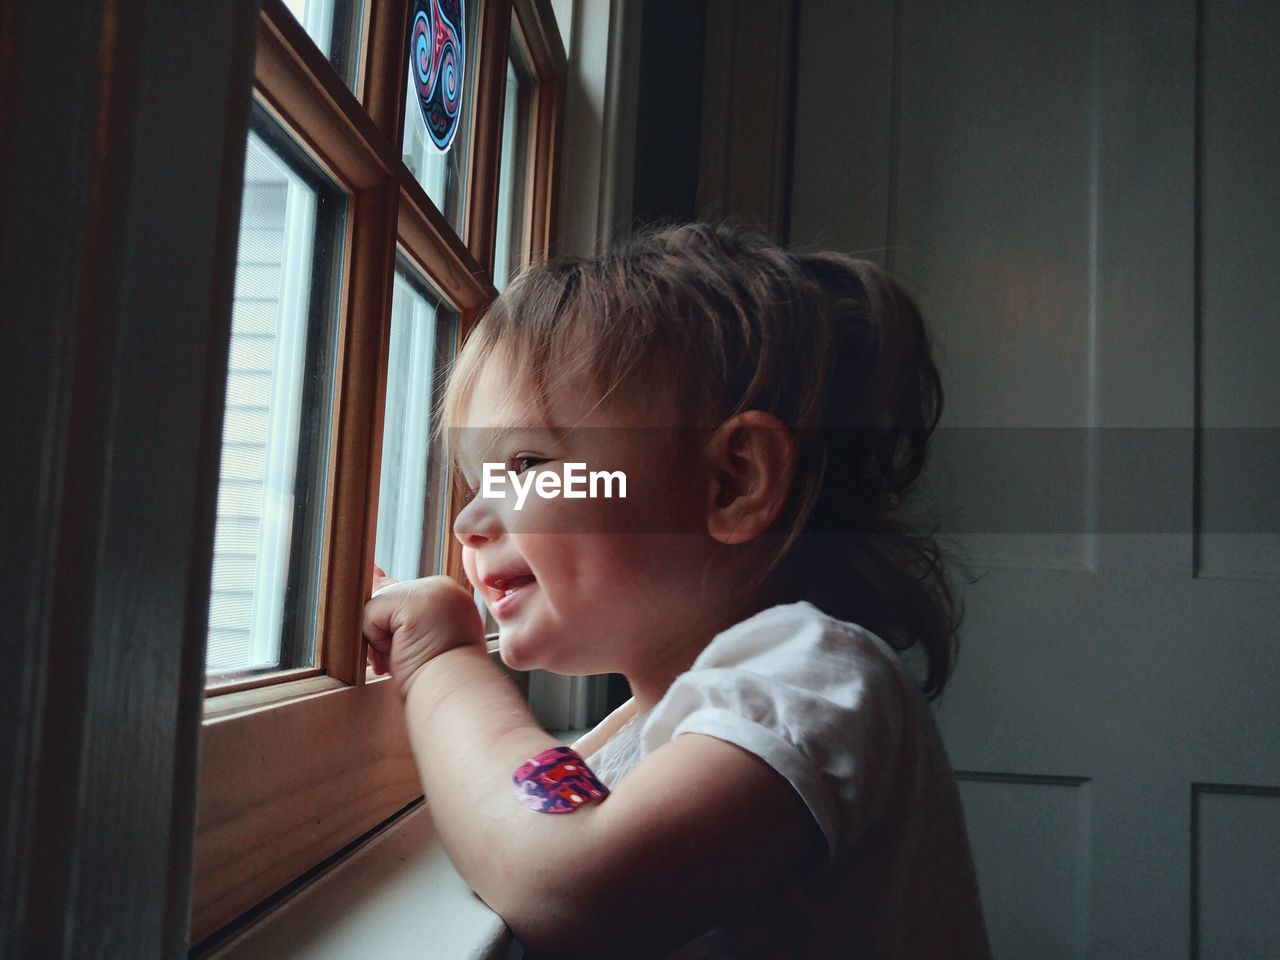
[[368, 577, 827, 957]]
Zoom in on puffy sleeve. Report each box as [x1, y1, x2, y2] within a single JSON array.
[[636, 602, 912, 870]]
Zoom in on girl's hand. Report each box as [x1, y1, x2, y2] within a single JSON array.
[[363, 564, 486, 701]]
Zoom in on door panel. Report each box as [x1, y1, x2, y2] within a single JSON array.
[[790, 0, 1279, 956]]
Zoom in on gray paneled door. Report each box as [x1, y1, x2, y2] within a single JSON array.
[[790, 1, 1279, 957]]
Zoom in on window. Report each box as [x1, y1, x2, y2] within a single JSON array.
[[190, 0, 565, 947], [401, 0, 484, 235], [373, 257, 458, 581], [494, 40, 535, 292], [206, 106, 345, 688], [283, 0, 367, 91]]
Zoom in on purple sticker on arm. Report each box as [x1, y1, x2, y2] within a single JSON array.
[[512, 745, 610, 813]]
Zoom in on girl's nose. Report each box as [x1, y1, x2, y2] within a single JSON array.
[[452, 494, 501, 548]]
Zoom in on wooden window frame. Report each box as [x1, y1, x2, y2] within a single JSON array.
[[512, 0, 565, 268], [190, 0, 566, 946]]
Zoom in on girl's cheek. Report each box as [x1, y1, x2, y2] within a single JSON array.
[[461, 546, 479, 585], [510, 491, 570, 534]]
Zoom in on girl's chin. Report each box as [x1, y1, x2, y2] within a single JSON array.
[[498, 615, 605, 675], [499, 628, 591, 676], [498, 628, 543, 673]]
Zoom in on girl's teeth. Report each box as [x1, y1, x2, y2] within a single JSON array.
[[497, 576, 534, 597]]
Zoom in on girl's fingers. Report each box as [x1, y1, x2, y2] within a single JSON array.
[[366, 628, 391, 655], [364, 569, 391, 675], [365, 633, 391, 672], [371, 571, 400, 598], [362, 589, 396, 643], [370, 564, 397, 596]]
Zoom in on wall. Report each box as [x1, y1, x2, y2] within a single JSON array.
[[531, 3, 1277, 948], [782, 1, 1280, 956]]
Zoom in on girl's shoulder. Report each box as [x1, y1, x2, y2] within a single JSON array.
[[636, 599, 929, 868], [689, 599, 916, 695]]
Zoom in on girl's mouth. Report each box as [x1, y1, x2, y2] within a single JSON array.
[[491, 576, 536, 620]]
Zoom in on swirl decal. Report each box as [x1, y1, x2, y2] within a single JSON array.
[[409, 0, 466, 152]]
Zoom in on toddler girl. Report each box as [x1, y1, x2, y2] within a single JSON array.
[[363, 222, 991, 958]]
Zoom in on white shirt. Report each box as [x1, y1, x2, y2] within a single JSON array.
[[572, 600, 991, 959]]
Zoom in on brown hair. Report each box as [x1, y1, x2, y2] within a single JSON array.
[[439, 221, 975, 699]]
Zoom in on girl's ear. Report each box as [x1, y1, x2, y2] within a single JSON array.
[[704, 410, 796, 545]]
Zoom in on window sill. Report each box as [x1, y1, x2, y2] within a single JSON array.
[[198, 800, 512, 959], [199, 727, 590, 960]]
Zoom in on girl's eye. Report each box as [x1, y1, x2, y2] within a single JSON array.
[[510, 455, 547, 475]]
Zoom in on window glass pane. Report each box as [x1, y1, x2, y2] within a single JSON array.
[[493, 48, 534, 292], [374, 256, 458, 581], [206, 104, 347, 687], [402, 0, 481, 235], [283, 0, 366, 92]]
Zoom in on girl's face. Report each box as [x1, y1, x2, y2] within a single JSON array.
[[452, 355, 718, 678]]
